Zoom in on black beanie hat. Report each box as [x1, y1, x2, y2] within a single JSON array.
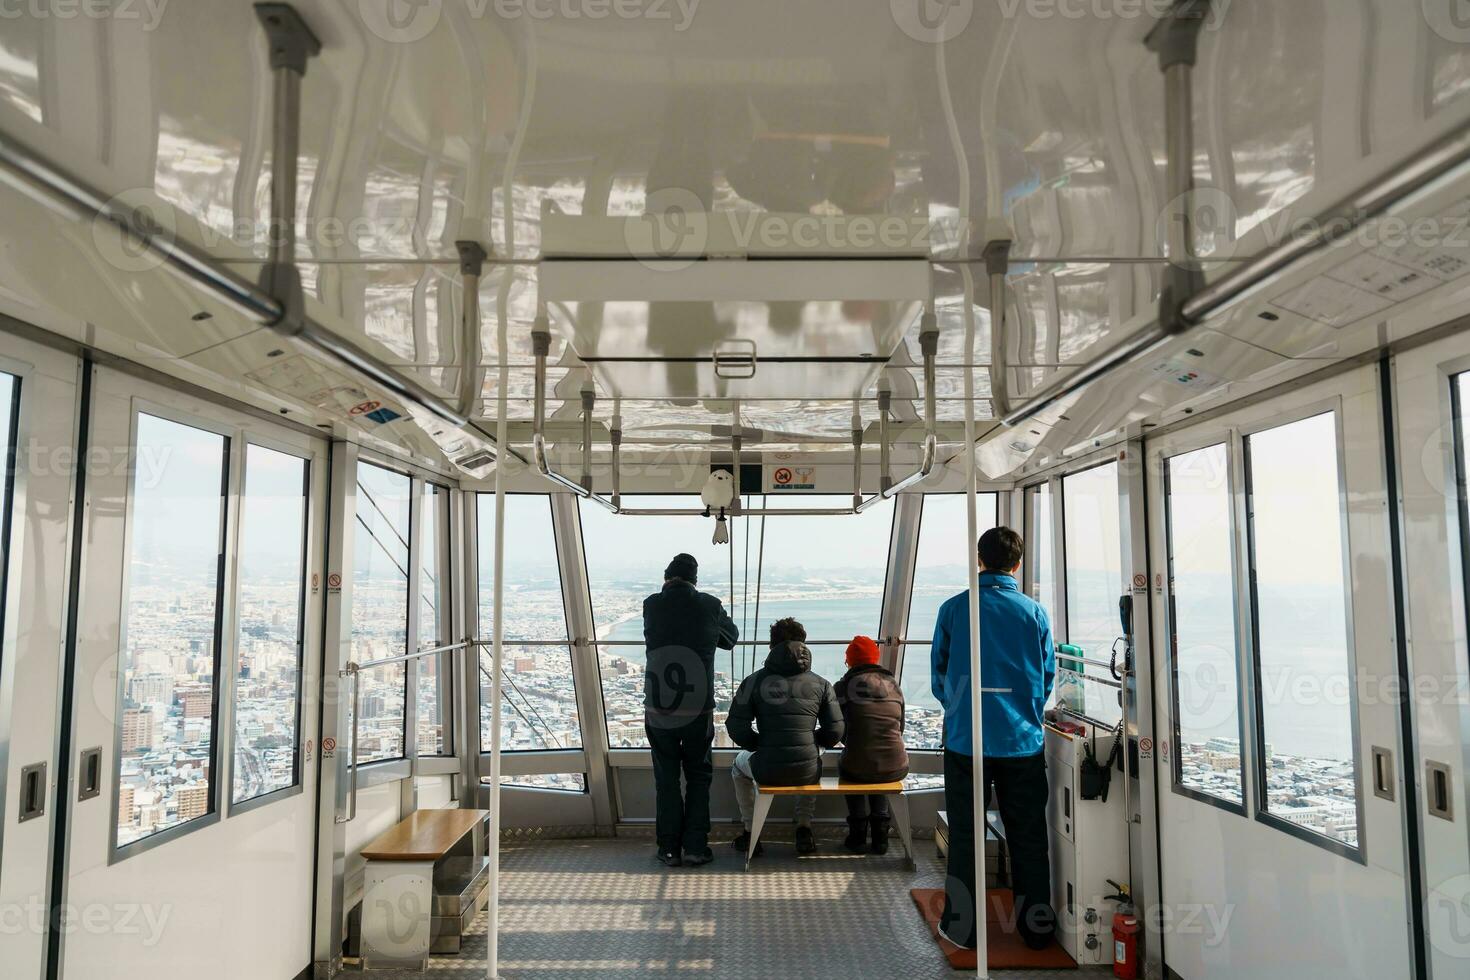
[[665, 553, 699, 584]]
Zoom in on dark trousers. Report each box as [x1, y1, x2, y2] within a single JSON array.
[[941, 749, 1055, 949], [645, 713, 715, 854], [843, 794, 892, 819]]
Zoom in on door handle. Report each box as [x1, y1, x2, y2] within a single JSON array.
[[1427, 761, 1454, 821], [78, 746, 102, 801], [1371, 746, 1395, 802], [18, 762, 45, 822]]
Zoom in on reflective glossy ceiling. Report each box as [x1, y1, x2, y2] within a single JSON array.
[[1, 2, 1469, 467]]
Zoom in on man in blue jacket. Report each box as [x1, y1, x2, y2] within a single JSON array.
[[931, 526, 1057, 951]]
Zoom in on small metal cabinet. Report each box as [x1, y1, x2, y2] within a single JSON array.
[[1045, 725, 1130, 966]]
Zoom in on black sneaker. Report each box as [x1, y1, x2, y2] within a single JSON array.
[[682, 848, 714, 867], [795, 826, 817, 855], [732, 832, 763, 858], [657, 849, 682, 868]]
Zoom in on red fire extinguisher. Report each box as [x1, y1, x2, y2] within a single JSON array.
[[1107, 880, 1139, 979]]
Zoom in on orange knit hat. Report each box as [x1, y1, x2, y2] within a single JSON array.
[[845, 635, 881, 668]]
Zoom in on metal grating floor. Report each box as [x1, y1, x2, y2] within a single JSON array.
[[352, 836, 1113, 979]]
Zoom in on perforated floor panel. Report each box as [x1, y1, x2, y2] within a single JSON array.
[[351, 837, 1114, 979]]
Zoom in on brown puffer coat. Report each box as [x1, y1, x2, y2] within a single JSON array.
[[834, 663, 909, 783]]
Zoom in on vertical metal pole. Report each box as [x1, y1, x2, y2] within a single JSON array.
[[961, 266, 988, 976], [457, 242, 488, 418], [1146, 0, 1209, 334], [580, 388, 595, 493], [879, 389, 892, 494], [851, 400, 864, 512], [983, 237, 1012, 418], [486, 478, 505, 979], [267, 67, 300, 267]]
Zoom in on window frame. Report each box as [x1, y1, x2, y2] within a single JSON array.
[[1240, 401, 1367, 862], [417, 481, 455, 758], [1057, 457, 1126, 728], [582, 491, 903, 752], [1451, 373, 1470, 688], [476, 491, 583, 756], [227, 438, 313, 815], [111, 404, 234, 859], [1160, 440, 1249, 817], [0, 365, 25, 858], [899, 491, 1000, 753], [349, 455, 416, 767]]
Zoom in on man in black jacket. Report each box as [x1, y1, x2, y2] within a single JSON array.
[[726, 618, 843, 857], [643, 553, 738, 868]]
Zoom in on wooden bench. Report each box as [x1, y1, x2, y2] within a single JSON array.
[[749, 778, 916, 870], [358, 808, 491, 970]]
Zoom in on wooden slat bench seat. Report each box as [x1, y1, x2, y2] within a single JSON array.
[[358, 808, 491, 970], [361, 807, 490, 861], [749, 778, 915, 870]]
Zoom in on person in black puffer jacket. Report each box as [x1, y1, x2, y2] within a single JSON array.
[[726, 618, 843, 857], [834, 635, 909, 855], [643, 553, 738, 869]]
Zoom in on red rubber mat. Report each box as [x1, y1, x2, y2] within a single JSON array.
[[910, 888, 1078, 970]]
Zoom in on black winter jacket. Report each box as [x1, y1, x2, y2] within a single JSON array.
[[642, 580, 738, 721], [835, 663, 909, 783], [725, 641, 843, 785]]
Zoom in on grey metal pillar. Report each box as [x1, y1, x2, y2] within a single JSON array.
[[401, 477, 424, 815], [458, 489, 483, 795], [457, 242, 488, 419], [1118, 441, 1164, 980], [313, 441, 358, 979], [879, 493, 924, 676], [550, 494, 617, 829]]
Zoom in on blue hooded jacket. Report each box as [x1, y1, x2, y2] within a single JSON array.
[[931, 572, 1056, 758]]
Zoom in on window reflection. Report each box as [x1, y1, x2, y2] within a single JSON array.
[[1165, 444, 1244, 805], [903, 494, 999, 750], [417, 484, 449, 756], [476, 494, 580, 754], [233, 445, 308, 805], [118, 414, 228, 847], [352, 463, 410, 764], [1246, 413, 1359, 847], [1062, 462, 1124, 726]]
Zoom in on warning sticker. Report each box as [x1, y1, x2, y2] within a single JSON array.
[[349, 400, 382, 417], [327, 573, 342, 594], [768, 465, 815, 491]]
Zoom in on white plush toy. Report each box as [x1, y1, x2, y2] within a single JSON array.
[[701, 470, 736, 544]]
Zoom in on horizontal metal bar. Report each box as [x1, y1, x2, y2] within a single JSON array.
[[1059, 667, 1122, 690], [614, 506, 859, 517], [342, 640, 470, 675], [1002, 121, 1470, 429], [0, 131, 284, 322], [0, 128, 523, 466], [1182, 121, 1470, 323], [1056, 705, 1122, 732]]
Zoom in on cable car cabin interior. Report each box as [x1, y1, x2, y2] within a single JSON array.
[[4, 2, 1470, 979]]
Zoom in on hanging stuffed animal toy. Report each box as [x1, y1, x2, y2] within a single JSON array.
[[700, 470, 735, 544]]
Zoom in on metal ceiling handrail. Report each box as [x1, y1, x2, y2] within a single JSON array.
[[528, 313, 940, 516], [1001, 106, 1470, 429], [0, 94, 522, 471]]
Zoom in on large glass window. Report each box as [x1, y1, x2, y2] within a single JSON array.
[[902, 493, 998, 750], [1165, 444, 1244, 806], [580, 494, 895, 748], [118, 414, 228, 847], [0, 373, 16, 678], [581, 495, 748, 749], [476, 494, 580, 753], [1061, 462, 1125, 726], [352, 462, 411, 764], [232, 445, 308, 806], [1245, 412, 1359, 848], [417, 484, 450, 756]]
